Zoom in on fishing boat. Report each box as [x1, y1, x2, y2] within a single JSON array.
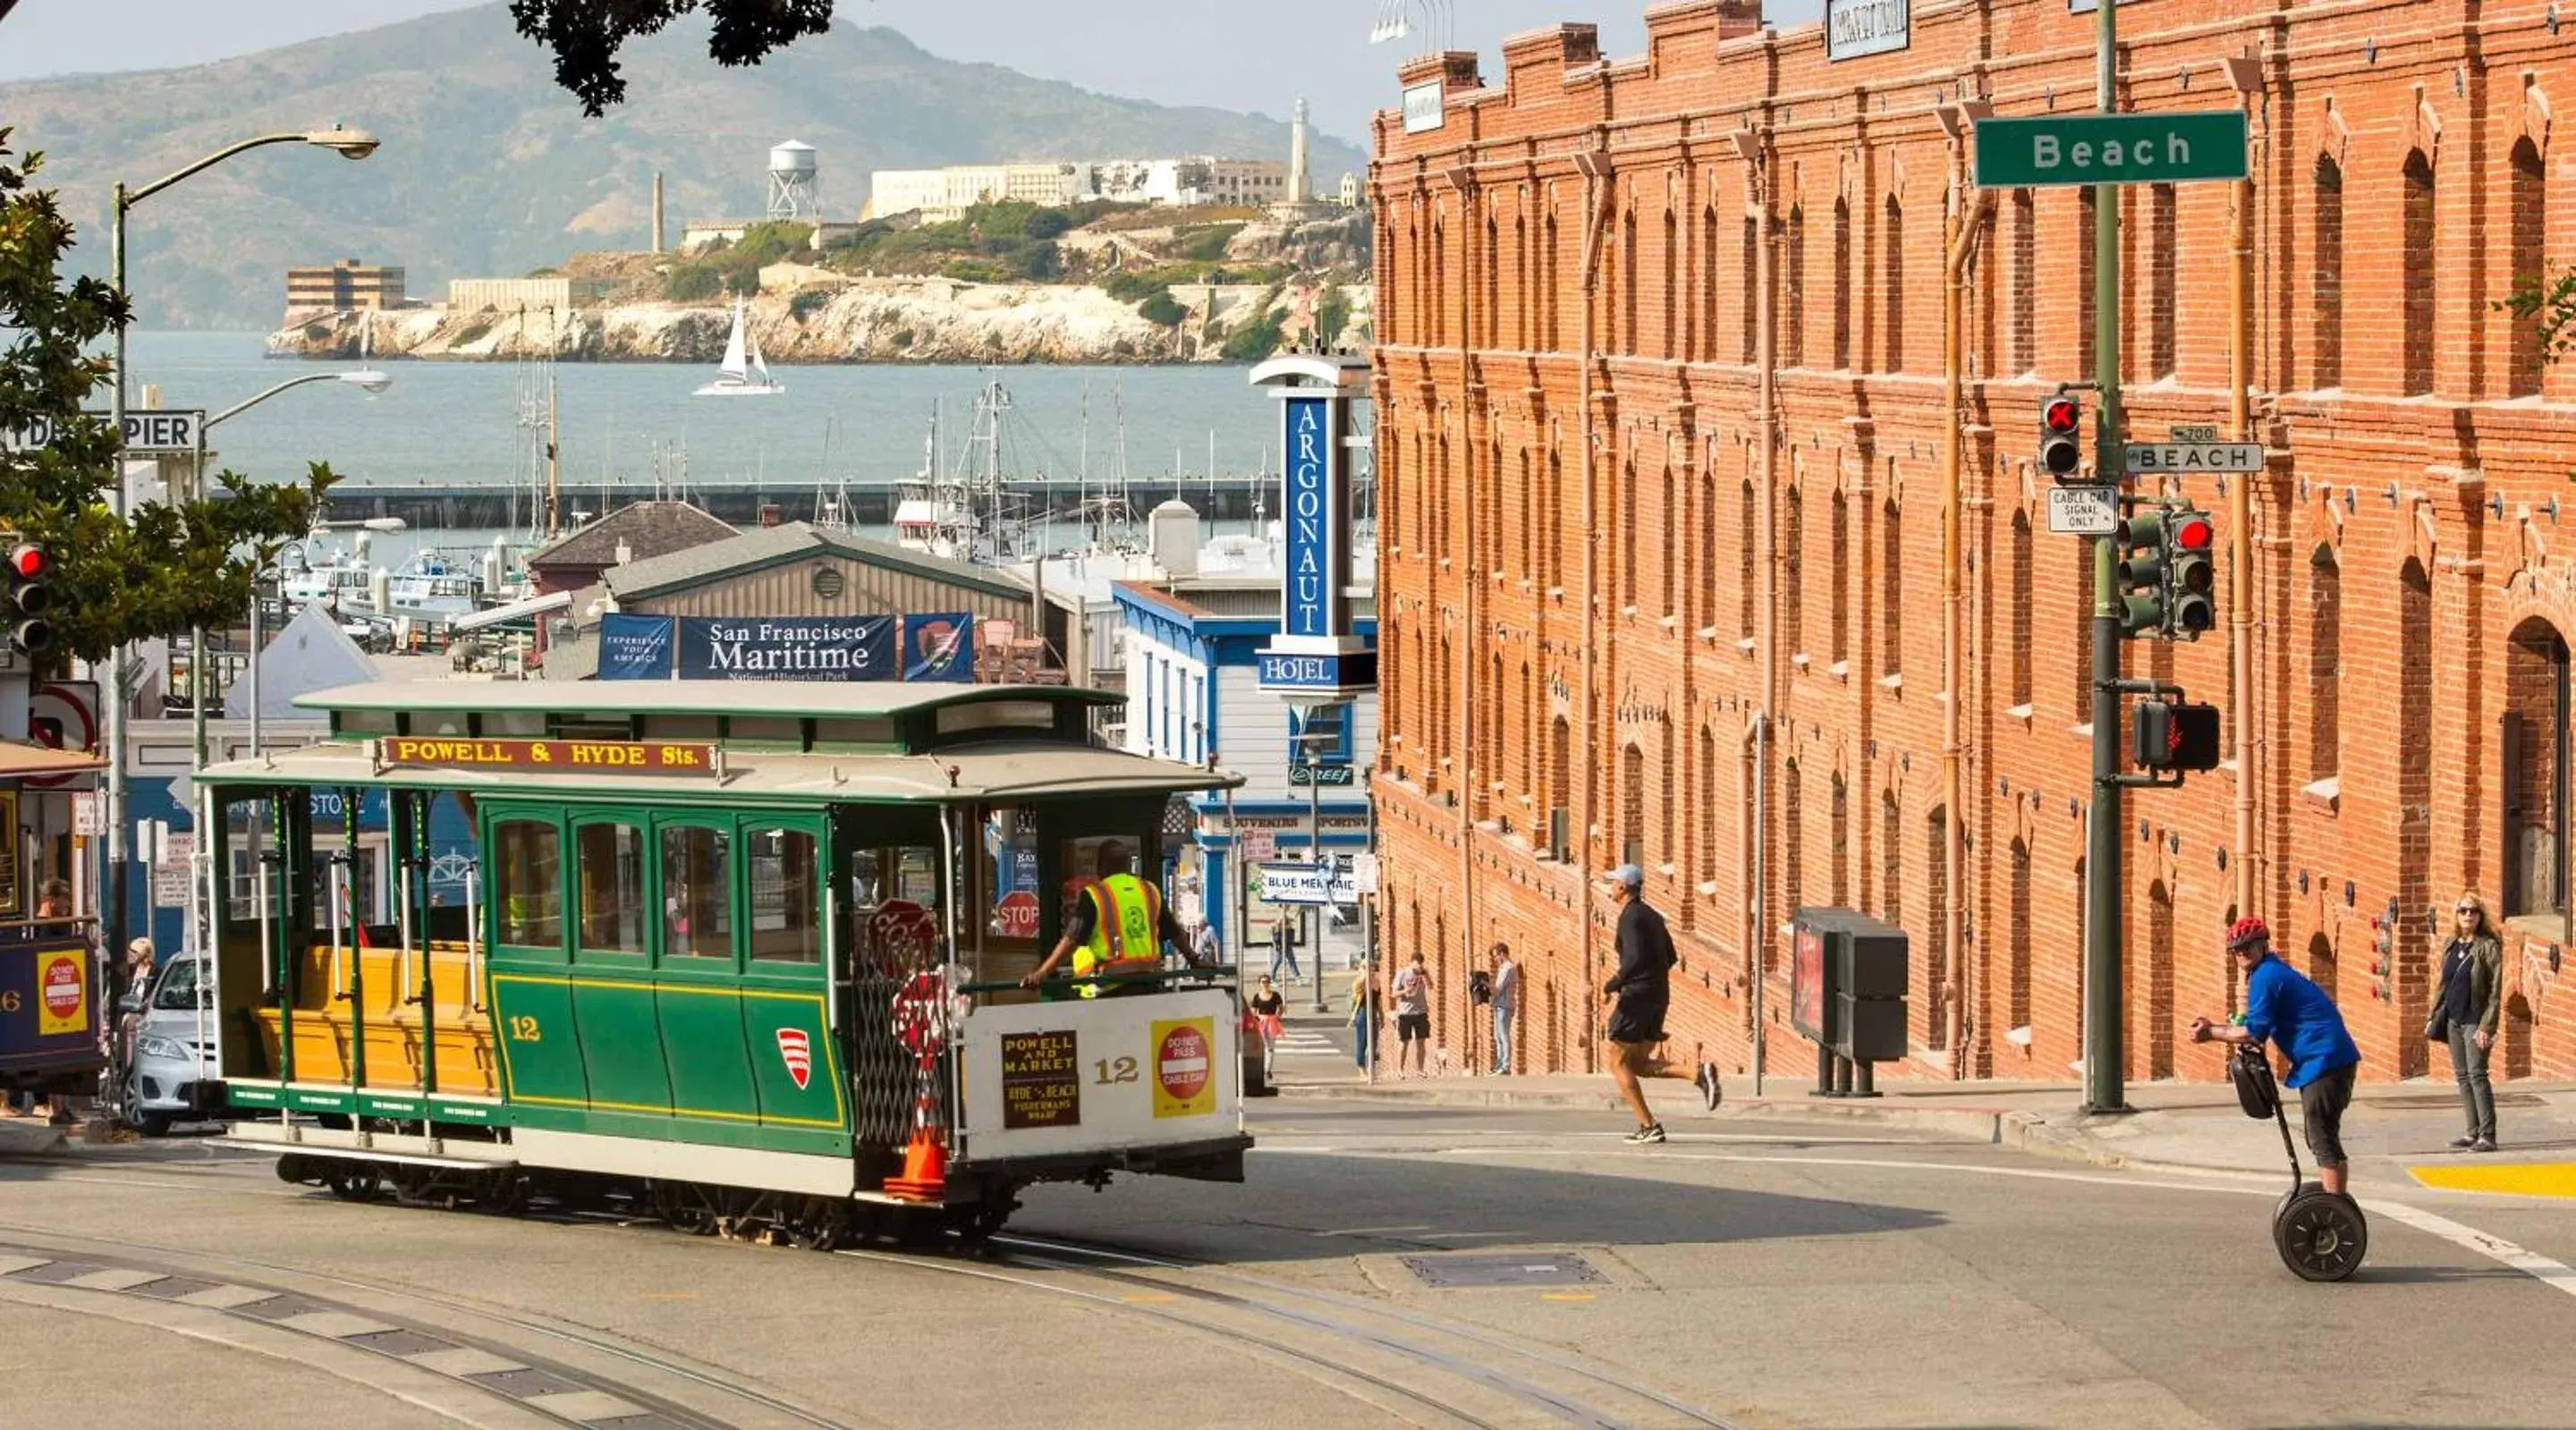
[[692, 299, 783, 397]]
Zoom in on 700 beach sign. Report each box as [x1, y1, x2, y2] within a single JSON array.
[[1826, 0, 1909, 61]]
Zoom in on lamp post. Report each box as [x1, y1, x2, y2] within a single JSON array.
[[104, 125, 379, 1113]]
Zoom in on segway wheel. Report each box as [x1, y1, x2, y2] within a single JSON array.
[[2272, 1185, 2368, 1282]]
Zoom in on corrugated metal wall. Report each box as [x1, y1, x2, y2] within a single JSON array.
[[635, 554, 1030, 627]]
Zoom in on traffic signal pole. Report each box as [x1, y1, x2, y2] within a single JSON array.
[[2083, 0, 2131, 1115]]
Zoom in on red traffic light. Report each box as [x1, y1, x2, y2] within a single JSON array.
[[6, 544, 44, 580], [2043, 397, 2081, 434], [2174, 516, 2215, 551]]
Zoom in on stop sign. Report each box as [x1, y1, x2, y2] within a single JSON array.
[[996, 890, 1039, 940]]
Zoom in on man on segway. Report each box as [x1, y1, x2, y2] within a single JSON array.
[[2191, 917, 2362, 1196]]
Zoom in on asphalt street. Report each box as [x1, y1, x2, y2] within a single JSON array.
[[0, 1096, 2565, 1430]]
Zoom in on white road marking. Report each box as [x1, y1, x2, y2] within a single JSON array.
[[1262, 1145, 2576, 1300]]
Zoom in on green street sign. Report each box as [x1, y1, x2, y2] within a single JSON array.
[[1974, 111, 2249, 188]]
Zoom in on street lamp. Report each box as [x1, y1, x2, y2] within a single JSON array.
[[207, 369, 394, 430], [103, 124, 383, 1061]]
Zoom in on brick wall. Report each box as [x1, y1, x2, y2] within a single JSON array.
[[1368, 0, 2576, 1085]]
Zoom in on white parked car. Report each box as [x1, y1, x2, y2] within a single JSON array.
[[125, 954, 223, 1137]]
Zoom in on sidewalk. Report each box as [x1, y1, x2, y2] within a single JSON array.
[[1275, 1063, 2576, 1185]]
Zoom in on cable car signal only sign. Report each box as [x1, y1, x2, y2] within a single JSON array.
[[375, 737, 719, 775]]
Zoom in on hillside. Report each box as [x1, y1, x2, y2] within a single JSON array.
[[0, 2, 1368, 328]]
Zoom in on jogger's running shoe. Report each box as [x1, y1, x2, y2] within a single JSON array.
[[1624, 1121, 1667, 1145], [1695, 1062, 1724, 1111]]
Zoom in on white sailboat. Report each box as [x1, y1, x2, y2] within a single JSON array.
[[693, 299, 783, 397]]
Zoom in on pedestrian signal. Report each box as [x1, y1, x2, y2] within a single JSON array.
[[2131, 699, 2221, 772], [2039, 395, 2084, 480], [4, 540, 51, 655]]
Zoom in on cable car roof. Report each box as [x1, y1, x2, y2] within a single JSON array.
[[199, 736, 1238, 804], [293, 681, 1121, 720]]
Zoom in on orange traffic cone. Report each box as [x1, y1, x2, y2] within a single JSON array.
[[884, 1125, 947, 1202]]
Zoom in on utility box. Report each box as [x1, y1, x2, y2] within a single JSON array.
[[1791, 907, 1911, 1095]]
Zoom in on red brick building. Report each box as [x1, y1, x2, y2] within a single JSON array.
[[1368, 0, 2575, 1086]]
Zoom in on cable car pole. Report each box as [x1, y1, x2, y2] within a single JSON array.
[[2081, 0, 2131, 1115]]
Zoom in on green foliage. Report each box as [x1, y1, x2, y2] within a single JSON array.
[[1137, 290, 1186, 327], [513, 0, 835, 114], [453, 318, 494, 344], [940, 258, 1007, 284], [664, 264, 721, 301], [2497, 267, 2576, 368], [787, 289, 834, 321], [1173, 223, 1245, 263], [1220, 307, 1286, 362], [820, 204, 1063, 283], [0, 135, 330, 662], [721, 267, 760, 297], [1022, 208, 1072, 241], [891, 328, 916, 350]]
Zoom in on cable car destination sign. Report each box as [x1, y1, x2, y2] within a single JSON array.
[[374, 737, 721, 776]]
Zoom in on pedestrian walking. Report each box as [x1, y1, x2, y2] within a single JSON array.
[[1193, 920, 1223, 971], [1347, 960, 1377, 1074], [2430, 892, 2504, 1152], [1267, 907, 1303, 984], [2191, 917, 2364, 1196], [1391, 952, 1432, 1079], [1600, 865, 1674, 1143], [1489, 943, 1519, 1074], [1248, 975, 1286, 1083]]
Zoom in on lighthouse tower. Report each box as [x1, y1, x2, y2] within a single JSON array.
[[1288, 97, 1312, 205]]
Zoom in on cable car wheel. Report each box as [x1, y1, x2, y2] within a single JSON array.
[[650, 1180, 722, 1236], [323, 1162, 384, 1203], [783, 1197, 853, 1252]]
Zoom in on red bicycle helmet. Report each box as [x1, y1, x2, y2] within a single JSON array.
[[2226, 916, 2271, 951]]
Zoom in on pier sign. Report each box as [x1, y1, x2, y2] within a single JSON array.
[[2, 410, 205, 453], [1974, 111, 2249, 188]]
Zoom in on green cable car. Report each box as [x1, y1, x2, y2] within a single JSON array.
[[204, 681, 1247, 1248]]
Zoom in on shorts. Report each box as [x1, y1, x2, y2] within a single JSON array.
[[1395, 1012, 1432, 1044], [1606, 1001, 1667, 1046], [2298, 1062, 2358, 1169]]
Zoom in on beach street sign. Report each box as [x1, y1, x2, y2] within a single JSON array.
[[1974, 111, 2249, 188], [2123, 442, 2267, 476], [2046, 486, 2120, 536]]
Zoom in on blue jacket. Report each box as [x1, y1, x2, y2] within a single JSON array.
[[2242, 955, 2361, 1088]]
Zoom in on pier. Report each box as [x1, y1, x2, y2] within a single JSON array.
[[315, 477, 1282, 531]]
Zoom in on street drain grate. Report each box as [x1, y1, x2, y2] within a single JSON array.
[[1400, 1252, 1607, 1290]]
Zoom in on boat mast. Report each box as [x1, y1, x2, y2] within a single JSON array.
[[546, 334, 562, 539]]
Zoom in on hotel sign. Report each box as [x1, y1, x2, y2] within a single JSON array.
[[377, 737, 719, 776], [1281, 396, 1341, 640], [1826, 0, 1909, 61], [1251, 355, 1374, 701], [1402, 80, 1445, 135]]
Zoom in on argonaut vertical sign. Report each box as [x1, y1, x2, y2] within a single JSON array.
[[1284, 395, 1333, 639]]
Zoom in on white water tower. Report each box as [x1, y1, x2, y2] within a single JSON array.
[[767, 140, 819, 221]]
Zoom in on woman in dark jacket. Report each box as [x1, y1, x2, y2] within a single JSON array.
[[2431, 891, 2505, 1152]]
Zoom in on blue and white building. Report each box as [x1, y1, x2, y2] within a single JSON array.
[[1113, 574, 1376, 969]]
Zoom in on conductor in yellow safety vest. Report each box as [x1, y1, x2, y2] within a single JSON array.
[[1020, 841, 1207, 997]]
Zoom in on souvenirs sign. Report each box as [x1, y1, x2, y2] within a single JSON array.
[[377, 737, 719, 776]]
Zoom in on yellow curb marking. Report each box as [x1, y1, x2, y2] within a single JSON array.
[[2406, 1162, 2576, 1199], [1539, 1292, 1596, 1302]]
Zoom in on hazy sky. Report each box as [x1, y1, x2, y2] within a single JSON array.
[[1, 2, 1827, 138]]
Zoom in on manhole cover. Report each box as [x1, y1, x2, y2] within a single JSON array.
[[1400, 1252, 1607, 1290]]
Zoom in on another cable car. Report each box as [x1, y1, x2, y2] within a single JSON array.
[[204, 681, 1247, 1246]]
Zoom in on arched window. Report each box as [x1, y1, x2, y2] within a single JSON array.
[[1784, 485, 1805, 656], [2078, 188, 2097, 373], [1699, 470, 1719, 630], [1833, 196, 1853, 368], [1784, 759, 1805, 909], [1659, 721, 1677, 871], [1881, 790, 1902, 926], [1661, 459, 1677, 619], [1882, 191, 1905, 371], [1514, 207, 1530, 351], [2309, 545, 2341, 782], [1662, 202, 1678, 359], [2312, 155, 2344, 388], [1621, 743, 1646, 869], [1620, 207, 1639, 354], [2510, 139, 2547, 398], [2011, 511, 2034, 707], [1699, 726, 1718, 884], [1881, 497, 1904, 678], [1784, 204, 1807, 367], [2148, 881, 2175, 1078], [1928, 807, 1950, 1046], [1431, 217, 1446, 348], [1543, 209, 1561, 351], [2149, 183, 2177, 377], [2010, 190, 2036, 374], [1518, 447, 1534, 580], [1545, 444, 1563, 590], [2308, 933, 2338, 1002], [1701, 202, 1719, 362], [1520, 661, 1535, 801], [2073, 541, 2095, 723], [2402, 150, 2436, 395], [1484, 211, 1500, 349], [2009, 840, 2033, 1038], [1549, 715, 1572, 856], [1620, 453, 1639, 611], [1830, 490, 1851, 665], [1739, 478, 1758, 639], [1741, 212, 1760, 364], [2400, 560, 2435, 1034], [1830, 774, 1850, 906]]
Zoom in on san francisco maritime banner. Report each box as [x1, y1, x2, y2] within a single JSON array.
[[597, 613, 979, 683]]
